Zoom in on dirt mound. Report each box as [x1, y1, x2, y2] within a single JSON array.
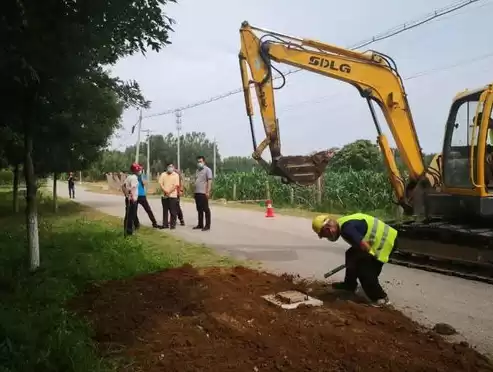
[[72, 265, 493, 372]]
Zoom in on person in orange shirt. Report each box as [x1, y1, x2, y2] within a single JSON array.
[[158, 163, 180, 229]]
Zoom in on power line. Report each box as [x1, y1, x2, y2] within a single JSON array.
[[113, 47, 492, 151], [404, 50, 493, 80], [347, 0, 486, 50], [143, 0, 486, 119], [144, 87, 245, 119]]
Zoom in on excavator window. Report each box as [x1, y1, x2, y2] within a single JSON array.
[[442, 91, 483, 189]]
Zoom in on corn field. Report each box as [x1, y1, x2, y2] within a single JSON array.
[[211, 169, 396, 214]]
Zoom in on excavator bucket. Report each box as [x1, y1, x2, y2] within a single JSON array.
[[272, 150, 336, 186]]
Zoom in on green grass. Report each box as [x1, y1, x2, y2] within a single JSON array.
[[0, 191, 242, 372]]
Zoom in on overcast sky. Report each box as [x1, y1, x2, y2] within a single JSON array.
[[110, 0, 493, 159]]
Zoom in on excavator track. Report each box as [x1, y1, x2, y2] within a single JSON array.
[[387, 220, 493, 284], [389, 253, 493, 284]]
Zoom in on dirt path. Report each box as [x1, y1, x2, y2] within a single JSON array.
[[72, 265, 493, 372], [54, 182, 493, 358]]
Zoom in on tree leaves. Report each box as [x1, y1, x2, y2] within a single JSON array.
[[0, 0, 177, 173], [329, 139, 437, 174], [330, 139, 384, 172]]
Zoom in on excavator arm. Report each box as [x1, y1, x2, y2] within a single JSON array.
[[239, 21, 437, 212]]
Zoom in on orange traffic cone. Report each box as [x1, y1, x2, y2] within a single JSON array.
[[265, 199, 275, 218]]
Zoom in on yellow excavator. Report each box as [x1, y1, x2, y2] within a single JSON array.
[[238, 21, 493, 283]]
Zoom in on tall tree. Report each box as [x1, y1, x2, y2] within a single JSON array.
[[329, 139, 384, 172], [34, 84, 124, 210], [0, 0, 177, 270]]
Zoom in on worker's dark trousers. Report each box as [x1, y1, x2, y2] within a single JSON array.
[[161, 197, 178, 228], [137, 195, 157, 226], [124, 197, 139, 235], [176, 196, 184, 223], [344, 246, 387, 301], [68, 185, 75, 198], [194, 193, 211, 228]]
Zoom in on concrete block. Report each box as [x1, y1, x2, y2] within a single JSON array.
[[262, 290, 323, 310]]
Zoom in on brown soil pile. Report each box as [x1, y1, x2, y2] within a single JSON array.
[[72, 265, 493, 372]]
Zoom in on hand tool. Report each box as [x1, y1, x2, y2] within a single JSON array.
[[323, 264, 346, 279]]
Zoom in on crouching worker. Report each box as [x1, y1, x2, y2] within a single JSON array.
[[312, 213, 397, 307]]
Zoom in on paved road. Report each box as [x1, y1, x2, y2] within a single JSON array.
[[56, 182, 493, 357]]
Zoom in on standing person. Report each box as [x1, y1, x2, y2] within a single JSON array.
[[122, 163, 141, 236], [68, 172, 75, 199], [137, 168, 162, 229], [311, 213, 397, 307], [175, 168, 185, 226], [158, 163, 180, 229], [193, 155, 213, 231]]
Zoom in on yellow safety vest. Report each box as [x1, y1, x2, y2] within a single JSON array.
[[336, 213, 397, 263]]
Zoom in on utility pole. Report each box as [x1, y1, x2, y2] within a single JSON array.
[[213, 137, 217, 177], [175, 110, 182, 170], [142, 129, 151, 178], [135, 109, 142, 163]]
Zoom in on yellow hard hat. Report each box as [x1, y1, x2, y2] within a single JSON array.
[[312, 214, 330, 237]]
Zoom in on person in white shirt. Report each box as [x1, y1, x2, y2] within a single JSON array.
[[122, 163, 141, 236]]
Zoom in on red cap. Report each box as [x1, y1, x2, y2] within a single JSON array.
[[130, 163, 141, 172]]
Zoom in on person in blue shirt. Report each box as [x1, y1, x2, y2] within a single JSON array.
[[137, 168, 162, 229]]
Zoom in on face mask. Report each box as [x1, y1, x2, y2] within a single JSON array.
[[167, 167, 174, 173], [197, 162, 204, 169]]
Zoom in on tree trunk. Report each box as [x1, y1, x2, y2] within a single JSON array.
[[52, 172, 58, 213], [24, 129, 40, 271], [12, 164, 20, 213]]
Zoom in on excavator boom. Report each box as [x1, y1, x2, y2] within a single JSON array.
[[239, 22, 436, 212]]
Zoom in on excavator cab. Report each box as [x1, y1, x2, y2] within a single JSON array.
[[427, 85, 493, 219]]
